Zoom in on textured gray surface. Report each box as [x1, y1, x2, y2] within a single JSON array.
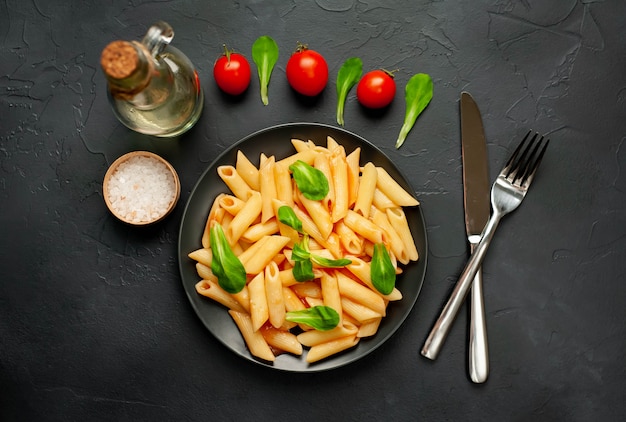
[[1, 1, 625, 420]]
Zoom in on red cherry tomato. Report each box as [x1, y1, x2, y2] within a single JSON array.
[[356, 69, 397, 109], [213, 46, 251, 96], [286, 43, 328, 96]]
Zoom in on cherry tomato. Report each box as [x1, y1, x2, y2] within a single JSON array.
[[286, 43, 328, 96], [213, 45, 251, 96], [356, 69, 397, 109]]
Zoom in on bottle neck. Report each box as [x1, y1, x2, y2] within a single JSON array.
[[101, 41, 155, 100]]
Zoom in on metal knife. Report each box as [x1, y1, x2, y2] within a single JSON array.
[[460, 91, 490, 383]]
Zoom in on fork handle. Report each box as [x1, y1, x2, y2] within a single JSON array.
[[421, 211, 503, 361], [469, 240, 489, 383]]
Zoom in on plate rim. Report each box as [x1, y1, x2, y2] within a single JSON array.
[[178, 122, 428, 372]]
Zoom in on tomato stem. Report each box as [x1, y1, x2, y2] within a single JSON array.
[[382, 68, 399, 79], [294, 41, 308, 53]]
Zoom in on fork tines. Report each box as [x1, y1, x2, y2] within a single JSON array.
[[504, 130, 550, 186]]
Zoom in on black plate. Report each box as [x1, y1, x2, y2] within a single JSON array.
[[178, 123, 428, 372]]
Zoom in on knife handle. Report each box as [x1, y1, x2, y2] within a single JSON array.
[[469, 241, 489, 383], [421, 211, 502, 361]]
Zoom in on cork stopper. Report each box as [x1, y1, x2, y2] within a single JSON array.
[[100, 41, 140, 80]]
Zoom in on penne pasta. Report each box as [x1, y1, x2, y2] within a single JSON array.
[[229, 310, 275, 362], [336, 271, 387, 316], [261, 326, 303, 355], [353, 162, 377, 218], [241, 218, 279, 243], [217, 165, 253, 200], [297, 324, 358, 347], [375, 166, 419, 207], [236, 150, 260, 191], [226, 191, 263, 245], [386, 207, 419, 262], [248, 272, 268, 332], [238, 235, 290, 275], [259, 156, 277, 223], [189, 135, 422, 364], [306, 334, 359, 363], [196, 278, 246, 313], [265, 261, 285, 329], [343, 209, 384, 245]]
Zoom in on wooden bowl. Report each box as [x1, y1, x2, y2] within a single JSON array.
[[103, 151, 180, 225]]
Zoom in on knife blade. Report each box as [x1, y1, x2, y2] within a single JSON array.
[[460, 91, 490, 383]]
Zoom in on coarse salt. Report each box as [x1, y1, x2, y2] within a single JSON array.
[[107, 155, 177, 224]]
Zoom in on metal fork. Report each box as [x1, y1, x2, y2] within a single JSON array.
[[421, 131, 549, 361]]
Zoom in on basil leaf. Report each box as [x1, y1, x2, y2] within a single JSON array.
[[285, 306, 340, 331], [395, 73, 434, 149], [277, 205, 303, 233], [209, 223, 247, 294], [291, 241, 311, 262], [293, 259, 315, 282], [289, 160, 329, 200], [371, 243, 396, 295], [336, 57, 363, 126], [251, 35, 279, 105], [311, 254, 352, 268]]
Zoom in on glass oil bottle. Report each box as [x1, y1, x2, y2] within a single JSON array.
[[100, 21, 204, 137]]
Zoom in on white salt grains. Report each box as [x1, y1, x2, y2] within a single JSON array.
[[106, 155, 177, 224]]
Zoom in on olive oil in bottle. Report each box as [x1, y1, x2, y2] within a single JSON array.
[[100, 21, 203, 137]]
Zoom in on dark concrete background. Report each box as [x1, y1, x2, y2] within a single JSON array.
[[1, 1, 624, 420]]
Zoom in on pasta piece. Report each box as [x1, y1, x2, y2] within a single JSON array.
[[341, 296, 383, 322], [375, 166, 419, 207], [228, 310, 275, 362], [346, 257, 403, 301], [372, 188, 396, 210], [314, 152, 335, 214], [321, 271, 342, 322], [217, 165, 253, 200], [195, 262, 212, 280], [335, 221, 363, 255], [236, 150, 260, 191], [330, 150, 349, 222], [232, 285, 251, 313], [276, 149, 318, 168], [259, 156, 277, 222], [261, 326, 303, 355], [298, 193, 333, 240], [345, 147, 361, 207], [291, 281, 323, 299], [283, 286, 307, 312], [273, 161, 294, 207], [241, 218, 280, 243], [290, 138, 310, 153], [271, 199, 300, 246], [353, 162, 377, 218], [357, 318, 382, 338], [386, 207, 419, 262], [226, 191, 263, 245], [336, 271, 387, 315], [219, 195, 246, 216], [297, 324, 358, 347], [326, 135, 340, 152], [188, 248, 212, 268], [195, 279, 246, 313], [343, 210, 384, 245], [248, 272, 268, 332], [265, 261, 285, 329], [306, 334, 359, 363], [371, 207, 410, 265], [238, 235, 290, 275], [202, 193, 227, 248], [279, 268, 299, 287]]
